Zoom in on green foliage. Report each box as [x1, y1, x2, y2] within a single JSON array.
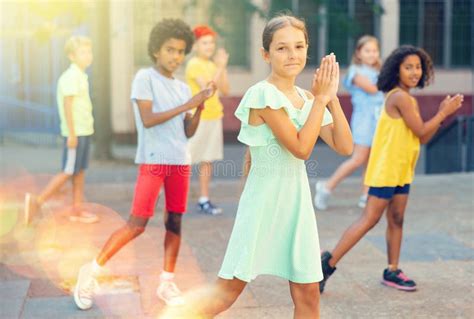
[[21, 1, 88, 43], [26, 1, 87, 22]]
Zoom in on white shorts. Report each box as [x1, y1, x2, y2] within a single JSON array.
[[188, 119, 224, 164]]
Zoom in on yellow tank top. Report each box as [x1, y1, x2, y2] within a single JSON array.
[[364, 88, 420, 187]]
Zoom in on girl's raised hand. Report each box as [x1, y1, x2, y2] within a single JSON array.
[[204, 81, 217, 98], [187, 81, 217, 111], [329, 54, 340, 99], [312, 53, 339, 103], [439, 94, 464, 117], [214, 48, 229, 68], [311, 56, 329, 101]]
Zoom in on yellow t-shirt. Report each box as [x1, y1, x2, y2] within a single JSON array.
[[185, 56, 224, 120], [364, 88, 420, 187], [56, 63, 94, 137]]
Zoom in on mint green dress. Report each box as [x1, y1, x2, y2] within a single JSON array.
[[218, 81, 333, 283]]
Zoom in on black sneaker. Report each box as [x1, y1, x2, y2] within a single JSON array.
[[319, 251, 336, 293], [197, 200, 222, 215], [381, 268, 417, 291]]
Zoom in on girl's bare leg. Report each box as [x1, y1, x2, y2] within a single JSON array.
[[329, 195, 389, 267], [386, 194, 409, 269], [289, 281, 320, 319]]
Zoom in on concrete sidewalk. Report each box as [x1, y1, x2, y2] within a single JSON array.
[[0, 143, 472, 318], [0, 141, 426, 183]]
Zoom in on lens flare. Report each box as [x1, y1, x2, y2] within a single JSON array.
[[1, 170, 211, 316]]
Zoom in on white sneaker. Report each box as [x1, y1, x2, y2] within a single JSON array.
[[197, 200, 223, 215], [69, 211, 99, 224], [157, 280, 185, 306], [358, 194, 368, 208], [314, 181, 331, 210], [74, 263, 99, 310]]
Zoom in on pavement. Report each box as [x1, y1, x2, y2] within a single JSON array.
[[0, 141, 472, 318]]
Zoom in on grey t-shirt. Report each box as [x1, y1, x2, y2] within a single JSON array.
[[131, 67, 192, 165]]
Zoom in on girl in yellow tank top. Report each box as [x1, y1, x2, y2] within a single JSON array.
[[319, 46, 464, 294], [364, 88, 420, 187]]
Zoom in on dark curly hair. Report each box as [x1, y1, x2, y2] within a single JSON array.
[[377, 45, 434, 93], [148, 19, 194, 63]]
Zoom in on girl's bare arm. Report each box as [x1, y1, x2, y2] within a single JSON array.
[[318, 98, 353, 155], [258, 55, 339, 160], [352, 74, 378, 94], [392, 91, 463, 144]]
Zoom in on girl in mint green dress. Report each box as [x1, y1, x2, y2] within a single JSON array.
[[218, 79, 334, 284], [168, 15, 353, 319]]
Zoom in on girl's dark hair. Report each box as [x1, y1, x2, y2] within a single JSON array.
[[148, 19, 194, 63], [262, 14, 308, 52], [377, 45, 434, 92]]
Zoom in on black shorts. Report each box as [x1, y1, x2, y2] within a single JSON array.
[[368, 184, 410, 200], [62, 136, 91, 175]]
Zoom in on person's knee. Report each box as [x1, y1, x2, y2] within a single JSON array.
[[293, 284, 319, 308], [125, 218, 147, 238], [165, 212, 182, 236], [222, 284, 243, 308], [388, 210, 404, 228], [350, 154, 368, 167], [363, 214, 381, 230], [74, 170, 85, 178], [61, 171, 74, 178], [72, 173, 84, 183], [126, 224, 145, 238], [216, 279, 245, 309]]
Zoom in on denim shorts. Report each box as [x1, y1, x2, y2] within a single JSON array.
[[62, 136, 91, 175], [368, 184, 411, 200]]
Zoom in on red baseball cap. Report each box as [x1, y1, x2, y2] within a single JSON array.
[[193, 25, 217, 40]]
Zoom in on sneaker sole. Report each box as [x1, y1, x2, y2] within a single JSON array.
[[157, 291, 185, 306], [314, 199, 328, 211], [197, 208, 223, 215], [381, 280, 417, 291], [313, 196, 328, 211], [69, 216, 99, 224], [74, 267, 93, 310]]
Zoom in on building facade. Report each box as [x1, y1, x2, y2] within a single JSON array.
[[0, 0, 472, 141]]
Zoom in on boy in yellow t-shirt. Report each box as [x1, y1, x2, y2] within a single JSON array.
[[24, 36, 98, 225], [185, 25, 230, 215]]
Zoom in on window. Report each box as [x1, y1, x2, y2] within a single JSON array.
[[299, 0, 320, 65], [399, 0, 472, 67], [451, 0, 472, 66], [0, 2, 83, 106], [327, 1, 350, 65], [423, 0, 444, 65], [208, 0, 251, 68]]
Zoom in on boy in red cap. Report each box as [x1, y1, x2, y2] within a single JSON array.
[[185, 25, 230, 215]]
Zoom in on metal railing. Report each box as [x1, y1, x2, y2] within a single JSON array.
[[425, 115, 474, 174], [0, 97, 60, 145]]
